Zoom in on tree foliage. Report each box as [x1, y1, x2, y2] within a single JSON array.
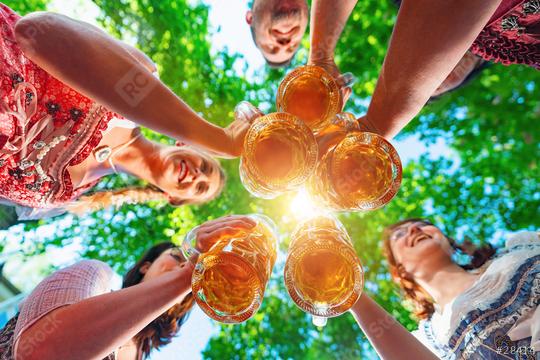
[[2, 0, 539, 359], [3, 0, 49, 14]]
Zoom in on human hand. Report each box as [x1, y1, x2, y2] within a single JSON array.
[[171, 258, 196, 296], [192, 215, 257, 253], [316, 112, 360, 156], [356, 115, 381, 135], [223, 102, 264, 158], [234, 101, 264, 124], [308, 56, 354, 107], [315, 126, 348, 157]]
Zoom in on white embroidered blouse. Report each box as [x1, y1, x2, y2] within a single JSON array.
[[413, 231, 540, 359]]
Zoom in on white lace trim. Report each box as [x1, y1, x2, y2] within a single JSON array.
[[426, 231, 539, 344]]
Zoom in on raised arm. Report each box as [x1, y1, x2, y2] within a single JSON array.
[[13, 12, 247, 157], [365, 0, 503, 138], [308, 0, 357, 101], [120, 42, 158, 74], [309, 0, 358, 66], [16, 262, 193, 360], [350, 294, 439, 360]]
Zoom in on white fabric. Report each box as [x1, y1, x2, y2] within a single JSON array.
[[413, 231, 540, 353], [412, 328, 440, 356], [13, 260, 116, 358], [15, 205, 68, 220], [106, 117, 138, 131]]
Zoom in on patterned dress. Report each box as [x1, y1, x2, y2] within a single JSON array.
[[471, 0, 540, 68], [392, 0, 540, 68], [414, 231, 540, 359], [0, 3, 116, 210]]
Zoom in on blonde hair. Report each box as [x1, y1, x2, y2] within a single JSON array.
[[67, 186, 169, 216], [68, 164, 227, 216]]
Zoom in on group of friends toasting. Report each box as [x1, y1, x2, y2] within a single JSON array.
[[0, 0, 538, 358]]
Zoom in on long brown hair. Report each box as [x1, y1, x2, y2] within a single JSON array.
[[382, 218, 496, 320], [123, 242, 195, 359]]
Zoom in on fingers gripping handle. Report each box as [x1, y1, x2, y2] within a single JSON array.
[[234, 101, 264, 124]]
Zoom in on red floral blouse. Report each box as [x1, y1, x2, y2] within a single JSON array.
[[0, 3, 116, 209], [471, 0, 540, 68]]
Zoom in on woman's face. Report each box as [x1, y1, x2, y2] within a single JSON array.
[[153, 145, 223, 205], [140, 247, 187, 282], [389, 221, 454, 277]]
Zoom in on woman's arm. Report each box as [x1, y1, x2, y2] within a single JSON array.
[[366, 0, 502, 138], [16, 263, 193, 360], [309, 0, 358, 67], [350, 294, 439, 360], [120, 42, 158, 74], [13, 12, 247, 157]]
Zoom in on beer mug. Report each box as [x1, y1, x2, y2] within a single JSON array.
[[182, 214, 279, 324], [308, 113, 402, 211], [276, 65, 343, 133], [284, 216, 364, 326], [240, 112, 318, 199]]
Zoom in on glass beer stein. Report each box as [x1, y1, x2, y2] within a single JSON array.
[[276, 65, 343, 133], [308, 113, 402, 211], [182, 215, 279, 324], [284, 216, 364, 326], [240, 112, 318, 199]]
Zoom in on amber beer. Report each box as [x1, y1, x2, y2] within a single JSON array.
[[240, 112, 318, 199], [284, 216, 363, 323], [182, 215, 278, 323], [276, 65, 342, 133], [308, 116, 403, 211]]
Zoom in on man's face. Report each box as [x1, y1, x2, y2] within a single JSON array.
[[247, 0, 309, 66]]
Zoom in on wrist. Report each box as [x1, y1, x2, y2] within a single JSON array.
[[309, 48, 334, 64], [350, 291, 367, 312], [161, 268, 192, 299], [200, 125, 232, 157], [357, 115, 382, 136]]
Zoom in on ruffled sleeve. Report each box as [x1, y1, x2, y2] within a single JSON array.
[[412, 325, 445, 358], [13, 260, 115, 358], [503, 231, 540, 351]]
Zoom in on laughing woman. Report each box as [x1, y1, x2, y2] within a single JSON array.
[[0, 3, 252, 218], [348, 220, 539, 359]]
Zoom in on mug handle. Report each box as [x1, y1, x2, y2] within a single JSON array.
[[331, 112, 360, 132], [180, 225, 202, 263], [234, 101, 264, 124]]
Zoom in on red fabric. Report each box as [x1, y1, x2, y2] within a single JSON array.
[[472, 0, 540, 68], [487, 0, 524, 25], [0, 3, 115, 208]]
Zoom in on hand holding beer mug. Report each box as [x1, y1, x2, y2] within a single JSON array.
[[237, 102, 318, 199], [284, 216, 364, 326], [308, 113, 403, 211], [182, 214, 279, 324]]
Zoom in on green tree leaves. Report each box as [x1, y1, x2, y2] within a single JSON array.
[[5, 0, 539, 359]]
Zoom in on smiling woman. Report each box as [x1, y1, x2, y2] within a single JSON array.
[[383, 219, 496, 319], [0, 216, 257, 360], [66, 137, 227, 214], [0, 2, 245, 221], [344, 222, 539, 360], [358, 219, 540, 359]]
